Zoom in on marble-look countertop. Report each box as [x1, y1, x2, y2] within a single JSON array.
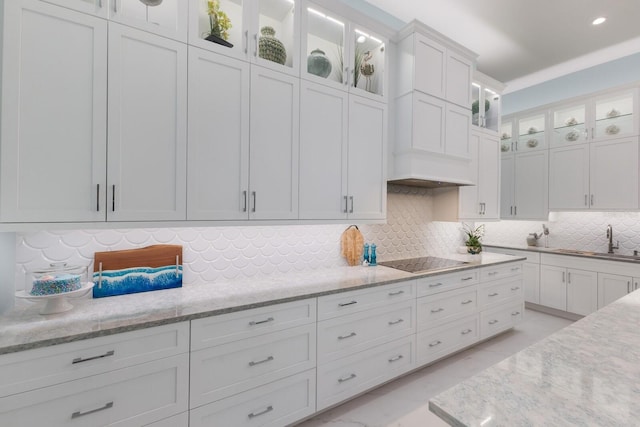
[[485, 243, 640, 264], [430, 288, 640, 426], [0, 253, 523, 355]]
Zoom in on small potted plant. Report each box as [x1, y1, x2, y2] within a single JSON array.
[[205, 0, 233, 48], [462, 223, 484, 255]]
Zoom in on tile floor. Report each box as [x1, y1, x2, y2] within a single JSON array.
[[296, 309, 574, 427]]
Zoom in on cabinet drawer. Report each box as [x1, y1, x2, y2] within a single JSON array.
[[317, 300, 415, 364], [481, 262, 523, 281], [417, 314, 479, 365], [0, 322, 189, 398], [190, 369, 316, 427], [479, 276, 524, 309], [190, 324, 315, 408], [0, 354, 189, 427], [318, 281, 415, 320], [191, 299, 316, 350], [487, 248, 540, 263], [480, 302, 525, 339], [417, 286, 478, 330], [417, 270, 478, 297], [317, 335, 415, 411]]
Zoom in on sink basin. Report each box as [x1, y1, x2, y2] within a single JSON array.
[[550, 248, 640, 261], [551, 248, 597, 256]]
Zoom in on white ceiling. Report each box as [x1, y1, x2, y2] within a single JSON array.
[[365, 0, 640, 91]]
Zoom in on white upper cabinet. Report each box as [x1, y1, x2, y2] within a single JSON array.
[[445, 103, 472, 158], [548, 145, 590, 210], [500, 154, 515, 219], [109, 0, 188, 41], [0, 0, 107, 223], [516, 111, 547, 152], [39, 0, 108, 17], [471, 71, 504, 133], [107, 23, 187, 221], [187, 47, 251, 221], [412, 35, 445, 99], [459, 131, 500, 220], [189, 0, 300, 76], [550, 89, 639, 147], [589, 137, 639, 210], [249, 66, 300, 220], [499, 118, 515, 154], [501, 150, 548, 220], [445, 51, 473, 108]]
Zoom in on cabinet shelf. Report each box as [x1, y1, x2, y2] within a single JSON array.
[[595, 112, 632, 122]]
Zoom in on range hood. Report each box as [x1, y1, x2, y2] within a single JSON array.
[[388, 177, 473, 188], [389, 149, 475, 188]]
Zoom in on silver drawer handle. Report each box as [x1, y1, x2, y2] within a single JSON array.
[[461, 299, 473, 305], [461, 329, 473, 335], [488, 271, 498, 276], [248, 405, 273, 419], [338, 332, 357, 340], [461, 276, 474, 281], [249, 317, 274, 326], [429, 340, 442, 347], [388, 318, 404, 325], [488, 319, 499, 325], [388, 354, 404, 363], [338, 373, 357, 383], [511, 287, 520, 291], [488, 292, 499, 297], [430, 307, 444, 313], [249, 355, 274, 366], [338, 300, 358, 307], [388, 290, 405, 296], [512, 311, 521, 316], [72, 350, 115, 364], [71, 402, 114, 419], [511, 267, 520, 272], [429, 283, 444, 288]]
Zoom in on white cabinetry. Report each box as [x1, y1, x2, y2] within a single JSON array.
[[459, 130, 500, 220], [0, 323, 189, 426], [598, 273, 640, 308], [549, 144, 590, 210], [107, 23, 187, 221], [540, 256, 598, 316], [485, 248, 541, 304], [40, 0, 108, 17], [501, 150, 548, 220], [0, 0, 107, 223], [110, 0, 188, 41], [471, 72, 504, 133]]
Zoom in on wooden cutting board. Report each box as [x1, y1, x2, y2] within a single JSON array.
[[94, 245, 182, 272], [341, 225, 364, 266]]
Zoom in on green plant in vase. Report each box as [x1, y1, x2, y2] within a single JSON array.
[[205, 0, 233, 48], [462, 223, 484, 254]]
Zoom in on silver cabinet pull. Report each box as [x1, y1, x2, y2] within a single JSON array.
[[461, 276, 474, 281], [635, 282, 639, 291], [461, 329, 473, 335], [430, 307, 444, 313], [488, 319, 499, 325], [562, 272, 565, 283], [511, 267, 520, 272], [71, 402, 114, 419], [98, 0, 102, 8], [338, 373, 357, 383], [461, 299, 473, 305], [243, 30, 248, 54], [429, 340, 442, 347], [388, 290, 404, 296], [388, 354, 404, 363], [338, 300, 357, 307], [338, 332, 357, 340], [567, 272, 571, 284], [591, 194, 594, 206], [584, 194, 588, 206], [242, 190, 247, 212], [511, 311, 520, 316], [253, 34, 258, 56], [96, 184, 100, 212], [349, 196, 354, 213], [510, 205, 513, 215], [488, 271, 498, 276], [249, 317, 274, 326], [511, 287, 520, 291], [113, 0, 117, 12], [429, 283, 444, 288], [251, 191, 256, 212], [488, 292, 499, 297], [72, 350, 115, 364], [111, 184, 116, 211], [514, 206, 517, 215], [249, 355, 274, 366], [248, 405, 273, 419], [343, 195, 348, 213], [388, 319, 404, 325]]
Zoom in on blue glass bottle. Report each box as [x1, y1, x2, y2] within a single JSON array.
[[370, 243, 377, 266], [363, 243, 370, 264]]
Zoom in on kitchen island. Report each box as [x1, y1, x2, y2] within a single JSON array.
[[429, 287, 640, 426]]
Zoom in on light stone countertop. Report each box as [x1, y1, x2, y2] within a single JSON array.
[[0, 252, 523, 355], [429, 288, 640, 426], [485, 243, 640, 264]]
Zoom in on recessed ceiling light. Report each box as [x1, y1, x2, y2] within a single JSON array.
[[592, 17, 606, 25]]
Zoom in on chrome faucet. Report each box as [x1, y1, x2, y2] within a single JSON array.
[[606, 224, 619, 254]]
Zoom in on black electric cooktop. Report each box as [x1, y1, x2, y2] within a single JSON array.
[[378, 256, 468, 274]]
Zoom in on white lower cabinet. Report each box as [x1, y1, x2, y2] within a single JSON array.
[[190, 369, 316, 427], [417, 314, 479, 365], [598, 273, 640, 308], [480, 301, 524, 339], [540, 265, 597, 316], [523, 262, 541, 304], [316, 335, 415, 411]]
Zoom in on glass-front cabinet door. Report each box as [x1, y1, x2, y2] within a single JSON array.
[[253, 0, 300, 75], [111, 0, 188, 41], [470, 72, 504, 133], [551, 102, 587, 147], [301, 3, 347, 89], [517, 112, 546, 151], [189, 0, 249, 59], [483, 87, 501, 132], [349, 25, 386, 100], [500, 119, 514, 154], [41, 0, 108, 18], [592, 89, 638, 141]]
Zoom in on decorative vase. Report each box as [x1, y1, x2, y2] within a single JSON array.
[[467, 245, 482, 255], [258, 26, 286, 65], [307, 49, 332, 78]]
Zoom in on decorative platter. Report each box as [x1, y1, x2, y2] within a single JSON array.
[[15, 282, 94, 315]]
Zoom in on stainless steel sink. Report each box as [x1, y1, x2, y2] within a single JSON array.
[[550, 248, 640, 261], [551, 248, 597, 256]]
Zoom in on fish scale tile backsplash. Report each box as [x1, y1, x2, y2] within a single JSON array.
[[13, 186, 463, 291]]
